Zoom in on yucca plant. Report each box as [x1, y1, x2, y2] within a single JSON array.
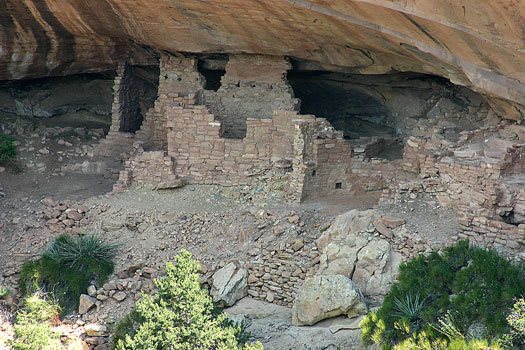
[[393, 293, 426, 324], [360, 241, 525, 350], [20, 234, 118, 313], [43, 234, 117, 272]]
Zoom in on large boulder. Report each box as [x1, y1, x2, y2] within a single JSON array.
[[210, 262, 248, 307], [292, 275, 367, 326], [317, 210, 403, 297], [353, 239, 402, 296], [318, 238, 367, 277], [317, 209, 381, 251]]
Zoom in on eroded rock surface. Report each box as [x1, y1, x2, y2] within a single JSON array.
[[317, 209, 403, 297], [292, 274, 367, 326], [210, 262, 248, 307], [227, 297, 365, 350], [0, 1, 524, 119]]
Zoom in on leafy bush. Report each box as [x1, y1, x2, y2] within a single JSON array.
[[10, 292, 62, 350], [502, 298, 525, 347], [0, 133, 16, 163], [113, 250, 263, 350], [19, 234, 117, 312], [360, 240, 525, 349]]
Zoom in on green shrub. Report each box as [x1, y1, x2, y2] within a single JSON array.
[[10, 292, 62, 350], [19, 234, 117, 312], [360, 240, 525, 349], [113, 250, 263, 350], [502, 298, 525, 347], [0, 133, 16, 163], [390, 336, 502, 350]]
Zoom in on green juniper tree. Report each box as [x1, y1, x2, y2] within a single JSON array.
[[114, 250, 263, 350]]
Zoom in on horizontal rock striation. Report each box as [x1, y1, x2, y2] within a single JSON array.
[[1, 1, 524, 119]]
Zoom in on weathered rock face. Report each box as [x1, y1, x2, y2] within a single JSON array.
[[292, 274, 368, 326], [210, 262, 248, 307], [1, 1, 524, 120], [0, 74, 113, 118], [317, 209, 403, 297]]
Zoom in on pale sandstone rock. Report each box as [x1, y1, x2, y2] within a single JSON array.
[[153, 179, 184, 190], [373, 220, 393, 238], [292, 275, 367, 326], [318, 240, 365, 277], [67, 211, 83, 221], [317, 210, 403, 297], [78, 294, 96, 314], [317, 209, 381, 251], [211, 262, 248, 306], [102, 281, 117, 290], [113, 291, 127, 302], [273, 225, 285, 236], [84, 323, 107, 337], [141, 266, 157, 278], [377, 216, 405, 229], [353, 239, 402, 296], [87, 285, 97, 297], [65, 338, 90, 350], [2, 0, 525, 121]]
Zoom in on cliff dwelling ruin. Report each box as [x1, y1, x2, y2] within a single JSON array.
[[2, 49, 523, 256], [0, 1, 524, 348]]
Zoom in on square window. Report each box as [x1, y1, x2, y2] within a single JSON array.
[[335, 182, 342, 189]]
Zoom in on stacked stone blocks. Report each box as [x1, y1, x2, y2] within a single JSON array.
[[389, 126, 525, 255]]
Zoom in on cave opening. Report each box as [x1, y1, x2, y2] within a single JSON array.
[[288, 71, 397, 140], [0, 72, 115, 132], [288, 70, 405, 161], [0, 65, 160, 136], [287, 67, 487, 161]]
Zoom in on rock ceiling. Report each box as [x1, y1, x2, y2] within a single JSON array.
[[1, 0, 524, 119]]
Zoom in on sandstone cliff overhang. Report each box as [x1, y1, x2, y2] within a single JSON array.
[[1, 0, 524, 119]]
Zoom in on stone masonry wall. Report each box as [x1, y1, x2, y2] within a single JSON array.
[[102, 53, 401, 205], [289, 123, 400, 202], [114, 150, 178, 191], [166, 104, 312, 187], [384, 124, 525, 256], [203, 54, 300, 138], [136, 55, 205, 150]]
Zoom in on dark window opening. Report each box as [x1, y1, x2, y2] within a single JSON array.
[[197, 56, 227, 92], [335, 182, 342, 189], [312, 170, 317, 176], [500, 210, 523, 226], [362, 138, 404, 162], [200, 69, 226, 91], [119, 64, 159, 133]]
